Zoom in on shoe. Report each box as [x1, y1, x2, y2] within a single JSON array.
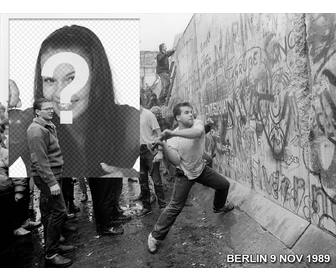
[[213, 202, 234, 214], [13, 227, 31, 236], [22, 219, 42, 230], [58, 244, 75, 253], [45, 254, 72, 268], [116, 205, 123, 214], [81, 193, 88, 202], [147, 232, 159, 254], [100, 225, 124, 236], [137, 208, 152, 217], [67, 213, 76, 219]]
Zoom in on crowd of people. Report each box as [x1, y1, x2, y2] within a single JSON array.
[[0, 33, 234, 268]]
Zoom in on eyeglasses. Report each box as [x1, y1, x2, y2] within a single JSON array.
[[41, 107, 54, 111]]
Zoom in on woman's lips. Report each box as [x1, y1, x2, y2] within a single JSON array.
[[54, 99, 79, 110]]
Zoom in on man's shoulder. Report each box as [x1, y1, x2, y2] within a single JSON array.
[[141, 107, 156, 119], [27, 121, 46, 137]]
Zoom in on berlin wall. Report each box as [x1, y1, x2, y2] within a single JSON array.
[[168, 14, 336, 238]]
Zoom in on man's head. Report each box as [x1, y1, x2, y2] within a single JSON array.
[[33, 98, 54, 121], [8, 79, 22, 109], [159, 43, 167, 53], [173, 102, 194, 128], [140, 92, 147, 108]]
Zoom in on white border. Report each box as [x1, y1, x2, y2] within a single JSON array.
[[0, 15, 9, 106]]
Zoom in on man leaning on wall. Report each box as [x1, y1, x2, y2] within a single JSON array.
[[156, 43, 175, 105]]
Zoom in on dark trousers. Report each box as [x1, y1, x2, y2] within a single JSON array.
[[0, 188, 15, 249], [61, 177, 74, 210], [151, 166, 230, 240], [33, 176, 67, 257], [13, 187, 30, 230], [158, 72, 170, 105], [139, 145, 166, 210], [88, 178, 122, 234]]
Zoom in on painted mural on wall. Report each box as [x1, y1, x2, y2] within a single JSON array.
[[169, 13, 336, 237]]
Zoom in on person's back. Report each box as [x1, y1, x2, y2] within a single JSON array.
[[156, 52, 173, 74], [140, 107, 160, 145]]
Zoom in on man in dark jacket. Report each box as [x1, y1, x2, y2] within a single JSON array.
[[156, 43, 175, 105], [27, 98, 73, 267]]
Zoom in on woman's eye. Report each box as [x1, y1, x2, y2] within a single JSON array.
[[66, 75, 75, 82], [43, 77, 55, 84]]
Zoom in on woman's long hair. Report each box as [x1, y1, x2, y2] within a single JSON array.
[[34, 25, 119, 176]]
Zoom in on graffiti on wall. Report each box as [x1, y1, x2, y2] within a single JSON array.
[[197, 14, 300, 189], [169, 13, 336, 237]]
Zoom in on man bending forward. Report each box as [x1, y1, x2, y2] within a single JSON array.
[[147, 102, 234, 253]]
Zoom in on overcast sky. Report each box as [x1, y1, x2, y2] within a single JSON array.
[[139, 14, 193, 51]]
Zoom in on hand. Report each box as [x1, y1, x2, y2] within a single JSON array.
[[153, 151, 163, 162], [14, 193, 24, 202], [153, 139, 164, 147], [160, 129, 174, 141], [50, 183, 61, 196]]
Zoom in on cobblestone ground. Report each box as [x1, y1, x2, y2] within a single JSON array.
[[0, 175, 306, 268]]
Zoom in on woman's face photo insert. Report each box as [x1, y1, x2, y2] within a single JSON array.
[[41, 47, 92, 120]]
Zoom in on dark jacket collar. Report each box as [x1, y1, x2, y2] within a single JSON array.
[[33, 117, 56, 130]]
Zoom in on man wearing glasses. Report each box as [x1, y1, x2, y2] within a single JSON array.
[[27, 98, 73, 267]]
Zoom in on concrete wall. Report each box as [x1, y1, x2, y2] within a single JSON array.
[[169, 14, 336, 238]]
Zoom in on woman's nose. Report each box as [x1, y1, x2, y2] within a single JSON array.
[[51, 82, 65, 101]]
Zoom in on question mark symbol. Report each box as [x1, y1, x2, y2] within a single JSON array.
[[41, 52, 90, 124]]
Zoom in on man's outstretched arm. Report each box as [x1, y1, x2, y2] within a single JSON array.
[[161, 120, 204, 140]]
